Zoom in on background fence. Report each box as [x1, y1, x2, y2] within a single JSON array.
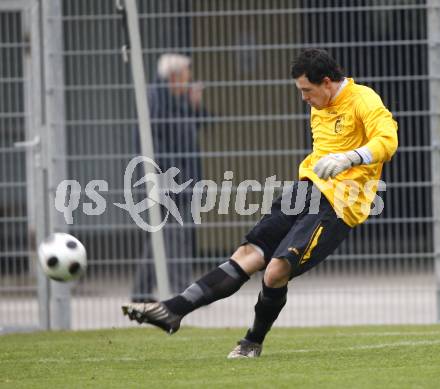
[[1, 0, 439, 332]]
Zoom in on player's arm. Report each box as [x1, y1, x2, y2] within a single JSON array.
[[353, 93, 398, 164], [314, 93, 398, 180]]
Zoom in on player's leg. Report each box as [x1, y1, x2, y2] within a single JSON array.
[[163, 244, 265, 314], [228, 257, 290, 358], [122, 244, 266, 333], [245, 259, 290, 337], [229, 192, 352, 358]]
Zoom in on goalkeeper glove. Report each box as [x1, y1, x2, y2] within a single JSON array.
[[313, 150, 363, 180]]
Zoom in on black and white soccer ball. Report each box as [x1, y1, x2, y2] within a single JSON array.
[[38, 233, 87, 282]]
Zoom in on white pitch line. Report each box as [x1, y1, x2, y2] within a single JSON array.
[[287, 339, 440, 354], [0, 357, 142, 364], [270, 330, 440, 338]]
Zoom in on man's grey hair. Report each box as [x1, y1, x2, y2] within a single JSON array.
[[157, 54, 191, 79]]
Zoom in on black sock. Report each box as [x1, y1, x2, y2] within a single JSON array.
[[163, 259, 250, 316], [245, 281, 287, 344]]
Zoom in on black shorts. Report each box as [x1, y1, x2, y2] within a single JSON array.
[[244, 180, 352, 279]]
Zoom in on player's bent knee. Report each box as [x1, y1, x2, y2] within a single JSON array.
[[264, 258, 291, 287], [231, 244, 266, 275]]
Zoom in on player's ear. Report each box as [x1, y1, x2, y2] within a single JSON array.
[[322, 77, 332, 87]]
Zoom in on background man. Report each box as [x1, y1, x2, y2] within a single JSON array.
[[132, 54, 208, 302]]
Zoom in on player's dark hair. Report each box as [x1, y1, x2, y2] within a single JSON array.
[[291, 48, 344, 84]]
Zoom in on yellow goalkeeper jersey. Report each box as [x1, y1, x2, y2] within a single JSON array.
[[299, 78, 398, 227]]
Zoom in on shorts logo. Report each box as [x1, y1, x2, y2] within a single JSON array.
[[288, 247, 300, 255], [334, 115, 345, 134]]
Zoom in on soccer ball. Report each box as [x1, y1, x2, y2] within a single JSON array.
[[38, 233, 87, 282]]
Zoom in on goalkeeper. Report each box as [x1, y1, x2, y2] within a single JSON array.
[[122, 48, 398, 358]]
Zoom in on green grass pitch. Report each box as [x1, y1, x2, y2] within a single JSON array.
[[1, 325, 440, 388]]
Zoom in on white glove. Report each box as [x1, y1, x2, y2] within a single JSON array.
[[313, 151, 362, 180]]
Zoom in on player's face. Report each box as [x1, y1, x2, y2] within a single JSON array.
[[295, 75, 333, 110]]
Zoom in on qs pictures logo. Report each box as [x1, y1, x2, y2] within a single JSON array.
[[114, 156, 192, 232]]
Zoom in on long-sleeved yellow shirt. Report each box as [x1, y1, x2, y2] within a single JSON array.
[[299, 78, 398, 227]]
